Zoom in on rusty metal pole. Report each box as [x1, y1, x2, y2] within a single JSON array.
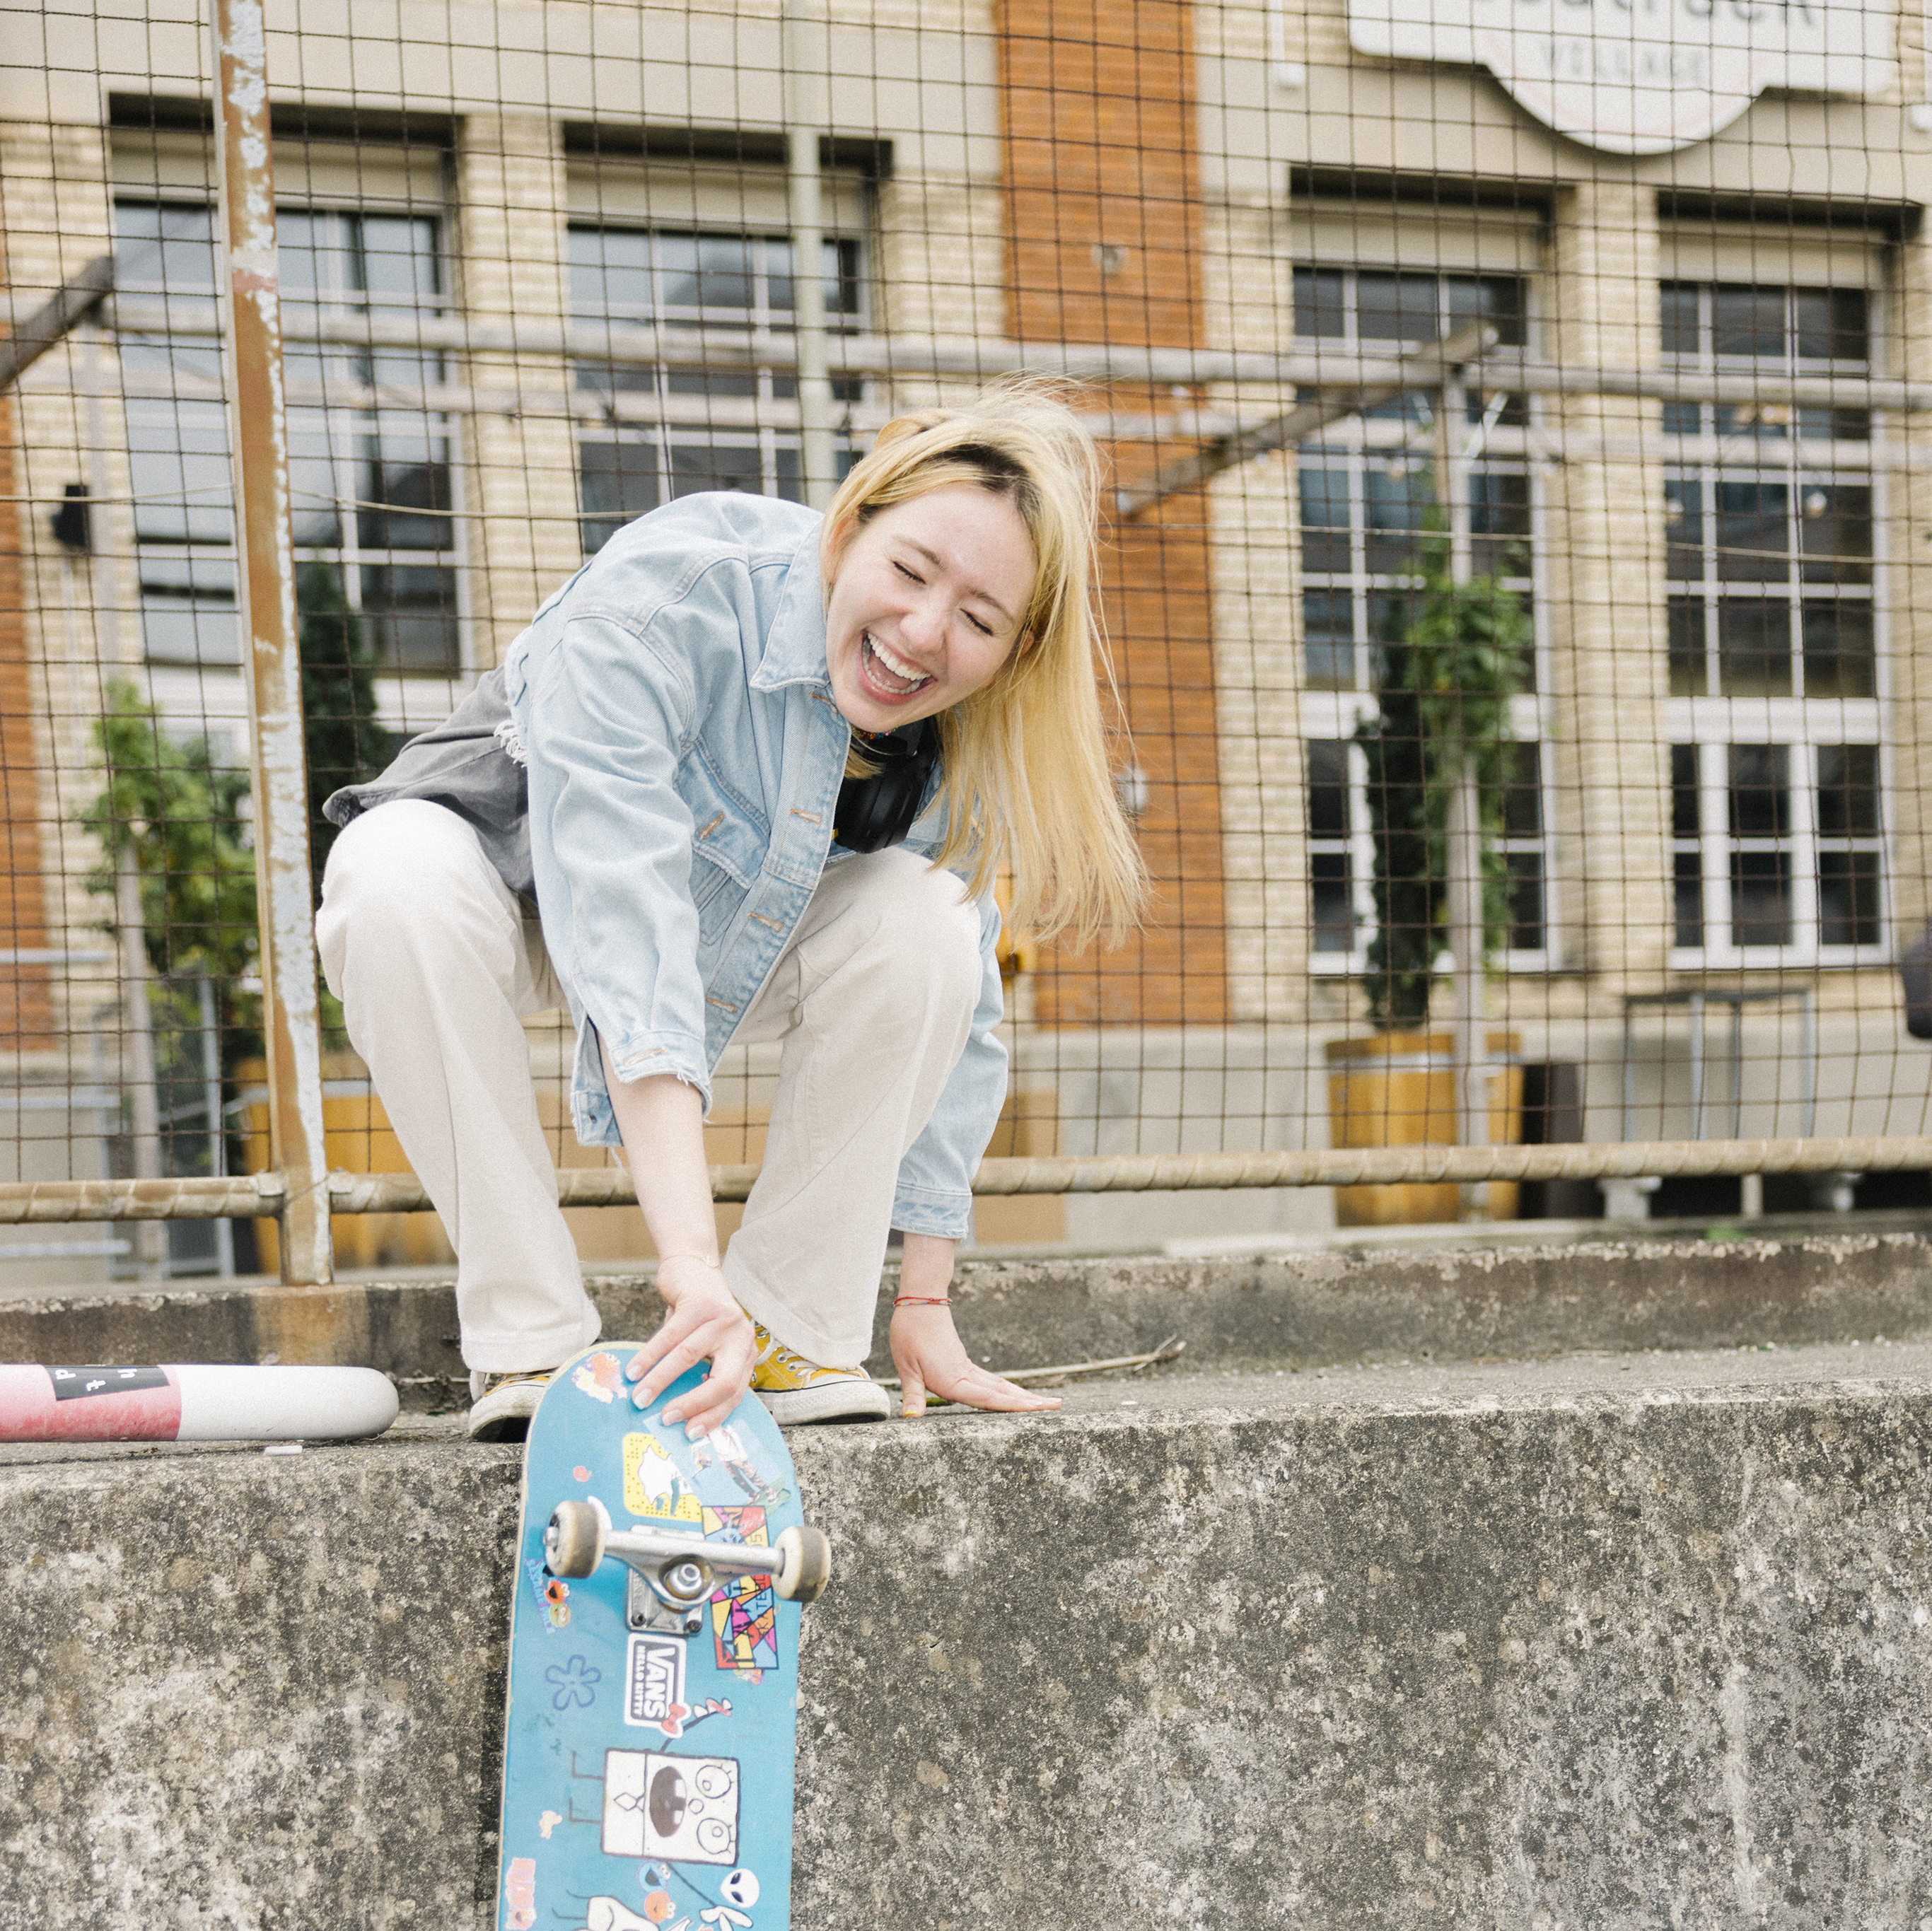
[[209, 0, 332, 1285]]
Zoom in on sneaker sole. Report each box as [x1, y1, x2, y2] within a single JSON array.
[[467, 1379, 549, 1442], [753, 1380, 893, 1426]]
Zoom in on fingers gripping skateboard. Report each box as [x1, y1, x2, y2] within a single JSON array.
[[545, 1495, 833, 1604]]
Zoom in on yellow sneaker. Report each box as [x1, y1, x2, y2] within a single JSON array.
[[467, 1369, 554, 1443], [747, 1321, 891, 1425]]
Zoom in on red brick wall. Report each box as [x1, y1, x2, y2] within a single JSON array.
[[997, 0, 1228, 1026], [0, 395, 53, 1049]]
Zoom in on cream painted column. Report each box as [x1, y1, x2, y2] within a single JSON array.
[[1209, 450, 1308, 1022], [1887, 227, 1932, 940], [453, 115, 583, 672], [1542, 180, 1672, 991]]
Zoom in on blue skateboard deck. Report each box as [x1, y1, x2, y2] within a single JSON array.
[[495, 1345, 817, 1931]]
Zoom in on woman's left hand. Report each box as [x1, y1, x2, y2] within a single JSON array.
[[891, 1300, 1062, 1418]]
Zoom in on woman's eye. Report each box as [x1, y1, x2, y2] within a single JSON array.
[[964, 612, 995, 638], [894, 561, 924, 585]]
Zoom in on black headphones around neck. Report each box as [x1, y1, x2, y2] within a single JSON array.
[[834, 718, 938, 853]]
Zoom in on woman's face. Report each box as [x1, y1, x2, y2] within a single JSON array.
[[823, 484, 1037, 735]]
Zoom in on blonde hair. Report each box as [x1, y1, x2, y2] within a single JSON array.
[[821, 384, 1148, 948]]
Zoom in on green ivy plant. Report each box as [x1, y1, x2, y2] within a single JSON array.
[[1354, 525, 1534, 1030]]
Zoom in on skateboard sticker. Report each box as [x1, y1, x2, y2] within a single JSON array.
[[573, 1353, 626, 1404], [545, 1654, 602, 1711], [523, 1558, 572, 1630], [44, 1365, 170, 1400], [625, 1634, 685, 1729], [602, 1749, 740, 1865], [624, 1431, 702, 1522], [502, 1855, 537, 1929], [626, 1635, 733, 1739], [690, 1425, 788, 1509], [720, 1869, 760, 1908]]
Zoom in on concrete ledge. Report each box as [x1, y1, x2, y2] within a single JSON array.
[[7, 1344, 1932, 1926], [2, 1231, 1931, 1404]]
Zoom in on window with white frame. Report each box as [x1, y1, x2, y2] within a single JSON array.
[[115, 197, 460, 676], [569, 224, 865, 550], [1662, 277, 1883, 963], [1293, 266, 1549, 968]]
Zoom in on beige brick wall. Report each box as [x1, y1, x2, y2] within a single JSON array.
[[1541, 180, 1673, 991], [453, 115, 583, 672], [1, 118, 129, 1069]]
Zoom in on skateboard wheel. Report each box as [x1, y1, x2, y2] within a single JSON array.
[[544, 1500, 605, 1578], [772, 1524, 832, 1602]]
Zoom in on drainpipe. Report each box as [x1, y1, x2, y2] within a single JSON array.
[[210, 0, 332, 1285]]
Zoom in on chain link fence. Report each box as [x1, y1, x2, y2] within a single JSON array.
[[4, 0, 1932, 1285]]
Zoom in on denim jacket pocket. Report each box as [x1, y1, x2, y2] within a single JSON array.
[[678, 748, 769, 889]]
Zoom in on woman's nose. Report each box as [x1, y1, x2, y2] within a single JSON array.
[[900, 594, 945, 652]]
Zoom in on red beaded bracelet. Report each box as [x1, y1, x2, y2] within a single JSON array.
[[893, 1295, 952, 1307]]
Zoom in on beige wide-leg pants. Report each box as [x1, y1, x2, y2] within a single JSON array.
[[315, 798, 983, 1373]]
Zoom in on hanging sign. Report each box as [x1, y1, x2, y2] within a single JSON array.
[[1346, 0, 1890, 154]]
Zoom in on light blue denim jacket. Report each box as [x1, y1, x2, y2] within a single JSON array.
[[501, 490, 1008, 1242]]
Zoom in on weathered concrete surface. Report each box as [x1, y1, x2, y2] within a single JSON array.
[[6, 1344, 1932, 1927], [2, 1228, 1931, 1406]]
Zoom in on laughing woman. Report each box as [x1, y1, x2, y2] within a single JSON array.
[[316, 386, 1145, 1441]]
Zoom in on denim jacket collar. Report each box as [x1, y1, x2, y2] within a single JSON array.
[[749, 530, 832, 694]]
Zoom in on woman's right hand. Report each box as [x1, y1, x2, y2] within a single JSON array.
[[623, 1255, 757, 1437]]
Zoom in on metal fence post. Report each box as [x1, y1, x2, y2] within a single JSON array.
[[210, 0, 332, 1285]]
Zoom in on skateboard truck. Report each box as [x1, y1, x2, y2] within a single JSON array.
[[545, 1497, 832, 1636]]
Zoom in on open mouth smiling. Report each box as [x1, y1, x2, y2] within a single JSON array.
[[861, 630, 934, 698]]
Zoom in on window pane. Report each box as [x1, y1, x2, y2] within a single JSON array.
[[1302, 590, 1354, 691], [1727, 743, 1791, 838], [1673, 851, 1704, 948], [1794, 287, 1868, 363], [661, 233, 755, 313], [1447, 274, 1528, 349], [669, 441, 763, 496], [767, 236, 861, 318], [1818, 851, 1882, 947], [1363, 462, 1431, 573], [1293, 267, 1346, 340], [1798, 483, 1870, 584], [1298, 465, 1351, 575], [1498, 740, 1542, 836], [579, 441, 662, 552], [1311, 852, 1354, 954], [288, 416, 339, 548], [1305, 740, 1350, 837], [1663, 402, 1703, 435], [1505, 851, 1544, 952], [113, 202, 217, 292], [1664, 477, 1703, 580], [1716, 598, 1792, 696], [1712, 285, 1786, 359], [1713, 481, 1788, 581], [1356, 271, 1439, 342], [356, 431, 452, 550], [1660, 281, 1700, 358], [1469, 469, 1530, 573], [1730, 851, 1791, 947], [1670, 743, 1700, 837], [128, 402, 233, 545], [355, 215, 440, 301], [1817, 744, 1880, 837], [139, 556, 238, 665], [1668, 597, 1706, 696], [569, 226, 652, 316], [1802, 604, 1875, 698], [361, 564, 459, 672]]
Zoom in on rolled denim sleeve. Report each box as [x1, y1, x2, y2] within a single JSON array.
[[518, 609, 713, 1143], [889, 889, 1008, 1239]]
